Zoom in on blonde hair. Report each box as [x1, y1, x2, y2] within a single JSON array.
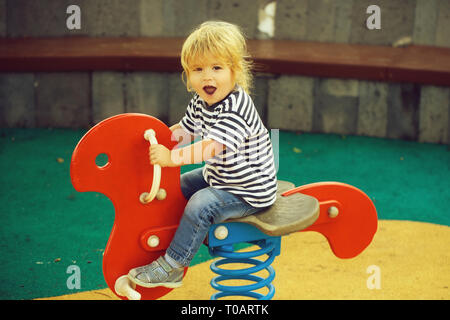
[[181, 21, 253, 94]]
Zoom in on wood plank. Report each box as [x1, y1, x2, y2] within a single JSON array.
[[1, 37, 449, 86]]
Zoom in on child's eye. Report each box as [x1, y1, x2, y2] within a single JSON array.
[[193, 67, 202, 72], [213, 65, 222, 70]]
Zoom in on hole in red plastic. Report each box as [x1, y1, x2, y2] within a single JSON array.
[[95, 153, 109, 168]]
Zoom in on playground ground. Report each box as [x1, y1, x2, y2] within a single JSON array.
[[0, 127, 449, 300]]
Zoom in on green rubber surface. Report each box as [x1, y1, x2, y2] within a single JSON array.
[[0, 128, 448, 299]]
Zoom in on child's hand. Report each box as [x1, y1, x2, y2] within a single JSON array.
[[149, 144, 174, 167]]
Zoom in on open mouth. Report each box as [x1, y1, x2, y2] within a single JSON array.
[[203, 86, 217, 95]]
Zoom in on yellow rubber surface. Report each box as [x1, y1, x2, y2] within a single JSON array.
[[37, 220, 450, 300]]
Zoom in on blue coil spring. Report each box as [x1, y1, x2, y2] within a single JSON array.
[[209, 238, 279, 300]]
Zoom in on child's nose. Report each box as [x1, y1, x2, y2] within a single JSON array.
[[203, 68, 214, 80]]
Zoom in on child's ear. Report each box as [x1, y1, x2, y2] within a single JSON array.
[[230, 69, 237, 84], [182, 71, 193, 92], [234, 72, 240, 88]]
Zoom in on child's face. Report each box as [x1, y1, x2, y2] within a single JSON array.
[[188, 55, 236, 106]]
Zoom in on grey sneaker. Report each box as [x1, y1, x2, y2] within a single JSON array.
[[127, 256, 183, 288]]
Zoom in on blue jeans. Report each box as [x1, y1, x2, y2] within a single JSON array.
[[166, 167, 263, 267]]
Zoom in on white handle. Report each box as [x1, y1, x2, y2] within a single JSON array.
[[140, 129, 164, 204], [114, 275, 141, 300]]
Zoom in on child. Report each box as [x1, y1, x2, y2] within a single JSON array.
[[128, 21, 278, 288]]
